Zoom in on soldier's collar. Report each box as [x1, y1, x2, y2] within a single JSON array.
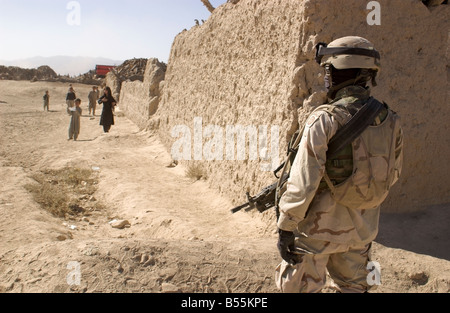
[[333, 86, 371, 102]]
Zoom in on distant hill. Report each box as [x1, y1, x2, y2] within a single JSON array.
[[0, 56, 123, 76], [0, 65, 58, 81]]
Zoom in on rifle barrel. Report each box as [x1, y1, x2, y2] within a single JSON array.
[[231, 202, 250, 214]]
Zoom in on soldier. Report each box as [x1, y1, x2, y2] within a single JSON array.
[[275, 36, 404, 293]]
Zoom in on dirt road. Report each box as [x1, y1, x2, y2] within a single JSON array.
[[0, 80, 448, 293]]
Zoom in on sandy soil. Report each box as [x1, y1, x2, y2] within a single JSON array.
[[0, 80, 448, 293]]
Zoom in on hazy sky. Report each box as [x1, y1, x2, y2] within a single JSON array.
[[0, 0, 226, 62]]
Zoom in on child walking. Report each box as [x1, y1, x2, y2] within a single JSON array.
[[68, 99, 82, 141]]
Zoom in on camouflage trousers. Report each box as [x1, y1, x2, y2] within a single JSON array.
[[275, 234, 375, 293]]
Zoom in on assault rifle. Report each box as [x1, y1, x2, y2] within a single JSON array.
[[231, 174, 288, 214]]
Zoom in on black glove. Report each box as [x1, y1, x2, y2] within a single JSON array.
[[277, 229, 298, 265]]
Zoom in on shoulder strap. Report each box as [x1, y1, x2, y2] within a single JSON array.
[[273, 103, 345, 178], [327, 97, 384, 160]]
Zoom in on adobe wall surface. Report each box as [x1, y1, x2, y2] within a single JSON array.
[[105, 72, 122, 102], [119, 58, 166, 129], [150, 0, 449, 213]]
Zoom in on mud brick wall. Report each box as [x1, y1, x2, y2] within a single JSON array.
[[150, 0, 449, 213], [119, 58, 166, 129]]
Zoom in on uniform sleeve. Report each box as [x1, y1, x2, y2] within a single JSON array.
[[277, 112, 339, 232]]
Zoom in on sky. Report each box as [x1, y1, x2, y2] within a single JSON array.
[[0, 0, 226, 63]]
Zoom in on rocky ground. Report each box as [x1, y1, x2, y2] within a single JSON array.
[[0, 80, 448, 294]]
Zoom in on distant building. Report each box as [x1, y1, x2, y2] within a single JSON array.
[[95, 65, 116, 78]]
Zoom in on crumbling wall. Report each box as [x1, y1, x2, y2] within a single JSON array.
[[151, 0, 449, 213], [119, 58, 166, 129], [104, 58, 150, 102], [105, 71, 122, 101]]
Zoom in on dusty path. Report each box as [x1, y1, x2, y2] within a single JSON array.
[[0, 80, 449, 293], [0, 80, 279, 293]]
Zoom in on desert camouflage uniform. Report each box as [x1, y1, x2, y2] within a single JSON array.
[[275, 86, 403, 293]]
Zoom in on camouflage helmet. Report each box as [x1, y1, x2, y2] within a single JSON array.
[[315, 36, 381, 72]]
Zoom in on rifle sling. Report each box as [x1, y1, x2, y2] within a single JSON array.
[[327, 97, 384, 160]]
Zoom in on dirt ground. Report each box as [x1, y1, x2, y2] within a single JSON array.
[[0, 80, 448, 293]]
